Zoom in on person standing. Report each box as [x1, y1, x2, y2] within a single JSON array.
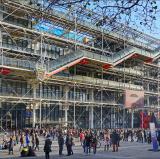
[[84, 131, 92, 154], [111, 130, 119, 152], [58, 132, 64, 156], [26, 133, 30, 147], [8, 137, 14, 155], [16, 133, 19, 145], [44, 135, 52, 159], [104, 130, 110, 151], [131, 130, 134, 142], [31, 133, 35, 149], [80, 131, 85, 146], [65, 132, 73, 156]]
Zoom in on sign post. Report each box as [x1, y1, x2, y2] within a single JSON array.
[[150, 122, 158, 151]]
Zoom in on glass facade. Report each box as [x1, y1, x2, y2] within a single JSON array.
[[0, 79, 32, 97], [0, 103, 26, 129]]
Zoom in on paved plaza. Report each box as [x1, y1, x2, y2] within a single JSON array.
[[1, 139, 160, 159]]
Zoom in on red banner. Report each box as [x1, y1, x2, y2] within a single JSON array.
[[140, 112, 151, 129]]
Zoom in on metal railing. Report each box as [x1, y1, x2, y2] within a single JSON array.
[[54, 75, 143, 91], [72, 76, 143, 90], [0, 55, 35, 70], [49, 50, 111, 71], [113, 46, 152, 63], [112, 67, 144, 76]]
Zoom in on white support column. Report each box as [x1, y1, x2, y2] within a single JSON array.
[[113, 107, 116, 128], [0, 12, 2, 46], [31, 82, 38, 128], [73, 83, 76, 128], [89, 88, 94, 129], [0, 28, 2, 45], [131, 110, 134, 129], [73, 66, 76, 128], [0, 101, 2, 131], [89, 107, 94, 129], [64, 86, 69, 127], [39, 82, 42, 129], [147, 96, 150, 107], [32, 104, 36, 128], [101, 105, 103, 130], [64, 106, 68, 127]]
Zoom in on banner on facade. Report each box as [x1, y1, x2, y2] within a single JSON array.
[[150, 122, 158, 151], [140, 112, 151, 129], [125, 90, 144, 108]]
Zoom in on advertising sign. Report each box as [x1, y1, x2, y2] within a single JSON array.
[[125, 90, 144, 108], [150, 122, 158, 151]]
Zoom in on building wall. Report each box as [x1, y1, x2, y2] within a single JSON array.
[[0, 2, 159, 129]]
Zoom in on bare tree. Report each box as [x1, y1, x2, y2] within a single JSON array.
[[43, 0, 158, 31]]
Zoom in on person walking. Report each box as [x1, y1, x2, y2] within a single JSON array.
[[19, 134, 25, 151], [91, 134, 97, 154], [58, 132, 64, 156], [35, 134, 39, 151], [44, 135, 52, 159]]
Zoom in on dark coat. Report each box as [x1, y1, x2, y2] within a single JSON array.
[[65, 135, 73, 146], [35, 137, 39, 145], [58, 135, 64, 146], [85, 134, 91, 147], [8, 139, 14, 151], [111, 132, 119, 145], [44, 138, 52, 153]]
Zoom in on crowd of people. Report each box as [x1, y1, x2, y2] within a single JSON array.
[[0, 128, 160, 159]]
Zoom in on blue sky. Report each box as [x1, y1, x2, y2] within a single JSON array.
[[36, 0, 160, 40], [89, 0, 160, 39]]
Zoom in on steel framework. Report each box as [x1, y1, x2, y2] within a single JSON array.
[[0, 0, 160, 130]]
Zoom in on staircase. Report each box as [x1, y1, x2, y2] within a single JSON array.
[[113, 46, 152, 65], [46, 50, 111, 78], [45, 46, 160, 78]]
